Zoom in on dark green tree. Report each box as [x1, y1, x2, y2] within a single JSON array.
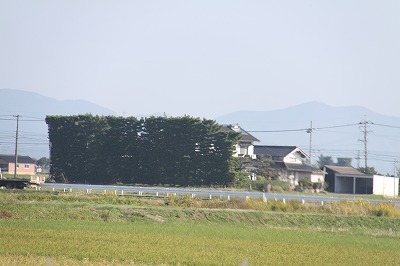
[[358, 166, 378, 175], [336, 158, 352, 167], [317, 154, 334, 168], [46, 115, 239, 186]]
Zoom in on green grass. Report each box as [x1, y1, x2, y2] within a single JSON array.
[[1, 191, 400, 265], [1, 219, 400, 266]]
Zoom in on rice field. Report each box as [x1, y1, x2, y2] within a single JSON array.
[[1, 191, 400, 265], [1, 219, 400, 265]]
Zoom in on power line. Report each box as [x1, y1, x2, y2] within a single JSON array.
[[247, 128, 308, 133], [373, 123, 400, 129], [315, 123, 360, 130], [247, 123, 360, 133]]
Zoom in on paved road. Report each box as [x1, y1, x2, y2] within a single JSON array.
[[40, 183, 400, 204]]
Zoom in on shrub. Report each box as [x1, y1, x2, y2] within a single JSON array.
[[269, 180, 291, 191], [371, 202, 399, 217], [299, 178, 312, 189], [271, 186, 284, 193], [231, 172, 251, 188], [250, 179, 266, 191]]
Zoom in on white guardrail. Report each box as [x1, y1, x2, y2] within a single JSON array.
[[38, 183, 400, 205]]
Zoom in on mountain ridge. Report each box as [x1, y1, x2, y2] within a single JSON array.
[[0, 89, 398, 174], [0, 88, 117, 160]]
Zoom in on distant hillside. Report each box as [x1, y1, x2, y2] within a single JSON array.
[[216, 102, 400, 175], [1, 90, 398, 176], [0, 88, 116, 116], [0, 89, 116, 159]]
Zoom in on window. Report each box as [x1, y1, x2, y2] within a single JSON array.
[[24, 164, 30, 169]]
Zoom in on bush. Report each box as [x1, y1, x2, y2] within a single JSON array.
[[250, 178, 266, 191], [271, 186, 284, 193], [269, 180, 291, 191], [372, 202, 399, 217], [299, 178, 312, 190], [295, 185, 303, 192], [231, 172, 267, 191]]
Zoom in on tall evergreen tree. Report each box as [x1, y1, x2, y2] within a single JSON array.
[[46, 115, 239, 186]]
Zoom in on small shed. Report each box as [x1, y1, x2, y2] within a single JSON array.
[[373, 175, 399, 197], [324, 165, 398, 197]]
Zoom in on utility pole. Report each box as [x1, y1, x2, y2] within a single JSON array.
[[13, 115, 20, 179], [359, 118, 372, 169], [395, 159, 398, 198], [306, 121, 313, 164]]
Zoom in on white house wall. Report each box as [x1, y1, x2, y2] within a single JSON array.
[[233, 144, 255, 158], [283, 151, 303, 164], [248, 145, 255, 157], [373, 175, 399, 197], [310, 173, 324, 183]]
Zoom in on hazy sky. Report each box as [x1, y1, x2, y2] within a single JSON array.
[[1, 1, 399, 118]]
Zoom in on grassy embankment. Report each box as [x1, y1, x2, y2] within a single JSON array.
[[1, 190, 400, 265]]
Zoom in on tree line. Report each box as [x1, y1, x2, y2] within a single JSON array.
[[46, 115, 240, 186]]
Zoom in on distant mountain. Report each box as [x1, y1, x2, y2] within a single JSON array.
[[216, 102, 400, 175], [0, 89, 116, 159], [0, 88, 116, 116], [1, 90, 398, 175]]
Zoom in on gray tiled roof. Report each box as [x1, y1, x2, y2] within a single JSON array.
[[221, 124, 260, 142], [285, 163, 323, 173], [274, 162, 323, 173], [254, 145, 298, 157], [324, 165, 367, 176], [0, 154, 36, 164]]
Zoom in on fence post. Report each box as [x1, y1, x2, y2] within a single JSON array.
[[321, 201, 324, 206], [283, 198, 286, 204], [69, 188, 72, 192], [227, 195, 230, 200], [302, 199, 305, 205], [156, 192, 159, 197], [209, 194, 212, 200]]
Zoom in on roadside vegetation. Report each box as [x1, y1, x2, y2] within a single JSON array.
[[1, 190, 400, 265]]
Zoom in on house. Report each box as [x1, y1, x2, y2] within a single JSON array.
[[254, 145, 325, 188], [222, 124, 260, 159], [324, 165, 398, 196], [0, 154, 36, 175]]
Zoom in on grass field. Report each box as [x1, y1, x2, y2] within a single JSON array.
[[1, 191, 400, 265]]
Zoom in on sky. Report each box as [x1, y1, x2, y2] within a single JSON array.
[[1, 0, 400, 119]]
